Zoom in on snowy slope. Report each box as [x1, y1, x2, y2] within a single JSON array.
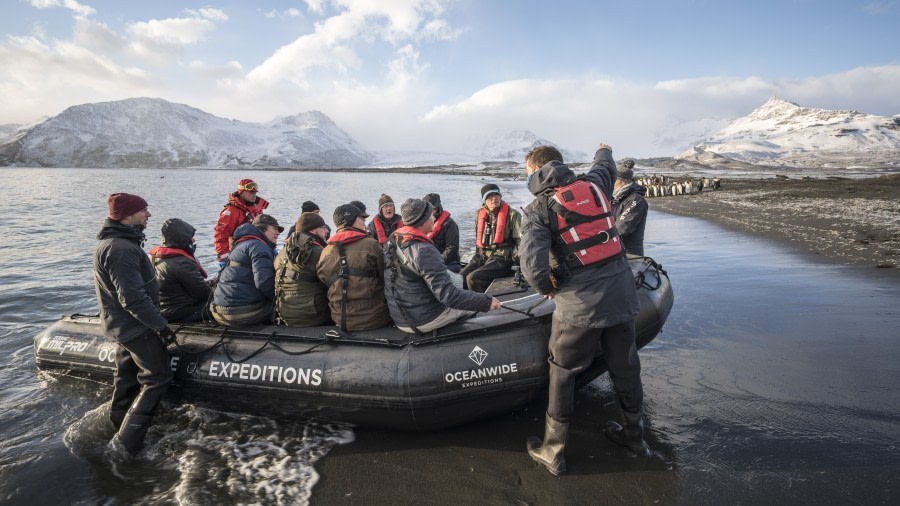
[[476, 129, 588, 163], [678, 97, 900, 168], [0, 98, 372, 168]]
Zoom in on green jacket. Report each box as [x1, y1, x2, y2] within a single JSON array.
[[274, 232, 330, 326], [474, 203, 521, 262]]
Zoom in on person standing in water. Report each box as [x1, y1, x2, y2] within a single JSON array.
[[93, 193, 175, 456]]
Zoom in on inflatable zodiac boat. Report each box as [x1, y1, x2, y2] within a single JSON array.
[[34, 256, 673, 430]]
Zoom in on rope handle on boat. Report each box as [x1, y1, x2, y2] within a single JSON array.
[[632, 256, 668, 291], [499, 297, 548, 319], [168, 326, 337, 362]]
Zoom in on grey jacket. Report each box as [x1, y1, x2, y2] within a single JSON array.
[[520, 148, 639, 328], [384, 231, 492, 329], [93, 219, 168, 342]]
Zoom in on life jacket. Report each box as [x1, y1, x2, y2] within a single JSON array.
[[539, 176, 622, 271], [327, 229, 378, 332], [372, 215, 404, 244], [475, 202, 509, 250], [427, 211, 451, 240], [149, 246, 207, 278]]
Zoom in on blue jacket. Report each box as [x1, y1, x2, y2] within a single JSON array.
[[212, 223, 276, 307]]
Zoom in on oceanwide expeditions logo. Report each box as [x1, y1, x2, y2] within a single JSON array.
[[445, 345, 518, 388]]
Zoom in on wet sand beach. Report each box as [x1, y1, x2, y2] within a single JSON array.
[[647, 174, 900, 273]]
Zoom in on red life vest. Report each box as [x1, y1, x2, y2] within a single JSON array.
[[149, 247, 207, 278], [541, 178, 622, 269], [328, 228, 371, 246], [476, 202, 509, 250], [427, 211, 451, 240], [394, 225, 434, 246], [373, 216, 404, 244]]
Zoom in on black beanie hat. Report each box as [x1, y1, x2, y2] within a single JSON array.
[[481, 184, 501, 203], [301, 200, 320, 213], [400, 198, 433, 228]]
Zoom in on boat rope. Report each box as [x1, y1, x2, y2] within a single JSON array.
[[632, 256, 668, 291], [500, 297, 548, 319]]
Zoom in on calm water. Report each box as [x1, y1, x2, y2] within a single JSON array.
[[0, 168, 898, 504]]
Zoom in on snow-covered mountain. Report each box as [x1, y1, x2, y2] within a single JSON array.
[[678, 97, 900, 168], [0, 98, 372, 168], [476, 129, 588, 164]]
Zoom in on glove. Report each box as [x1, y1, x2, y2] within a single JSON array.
[[158, 325, 177, 346], [218, 253, 229, 270]]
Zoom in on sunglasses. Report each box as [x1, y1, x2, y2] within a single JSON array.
[[239, 182, 259, 191]]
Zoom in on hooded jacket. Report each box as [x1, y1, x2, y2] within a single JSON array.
[[274, 231, 330, 326], [384, 226, 491, 329], [613, 182, 648, 256], [520, 148, 639, 328], [150, 219, 211, 322], [93, 219, 168, 342], [214, 192, 270, 257], [317, 227, 390, 331], [212, 223, 276, 308]]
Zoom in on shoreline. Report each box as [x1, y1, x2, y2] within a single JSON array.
[[645, 174, 900, 275]]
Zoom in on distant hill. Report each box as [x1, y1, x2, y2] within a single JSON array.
[[678, 97, 900, 168], [0, 98, 372, 168]]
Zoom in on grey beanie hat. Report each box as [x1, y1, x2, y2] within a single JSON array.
[[400, 198, 433, 228], [618, 166, 634, 181]]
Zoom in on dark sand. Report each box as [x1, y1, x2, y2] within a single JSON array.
[[647, 174, 900, 274]]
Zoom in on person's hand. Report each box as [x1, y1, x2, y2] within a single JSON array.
[[489, 297, 502, 310], [544, 292, 556, 300], [217, 253, 229, 269], [158, 326, 177, 346], [597, 143, 612, 152]]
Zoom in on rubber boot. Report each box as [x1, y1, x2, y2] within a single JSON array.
[[526, 413, 569, 475], [605, 409, 650, 456], [109, 408, 127, 430], [113, 413, 153, 457]]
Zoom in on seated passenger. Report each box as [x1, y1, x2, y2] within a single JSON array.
[[459, 184, 522, 292], [367, 194, 403, 244], [275, 212, 331, 327], [287, 200, 331, 240], [150, 218, 211, 323], [317, 204, 391, 332], [422, 193, 461, 273], [210, 214, 282, 327], [385, 198, 501, 334]]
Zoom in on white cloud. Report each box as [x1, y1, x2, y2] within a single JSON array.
[[126, 12, 226, 65], [30, 0, 95, 17], [185, 7, 229, 22], [264, 8, 303, 19], [305, 0, 326, 15], [189, 60, 244, 79]]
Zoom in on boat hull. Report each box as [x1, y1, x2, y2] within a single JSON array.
[[34, 256, 673, 430]]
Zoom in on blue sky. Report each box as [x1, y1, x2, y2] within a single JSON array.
[[2, 0, 898, 156]]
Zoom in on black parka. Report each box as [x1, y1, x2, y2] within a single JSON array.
[[93, 219, 168, 342], [613, 183, 648, 256], [151, 219, 211, 322], [520, 148, 639, 328]]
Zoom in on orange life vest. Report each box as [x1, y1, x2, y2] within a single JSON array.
[[373, 216, 403, 244], [476, 202, 509, 250], [427, 211, 451, 240]]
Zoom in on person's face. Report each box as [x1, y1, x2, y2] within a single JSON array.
[[312, 226, 328, 240], [419, 214, 435, 234], [382, 203, 395, 219], [614, 179, 625, 191], [240, 190, 258, 204], [353, 215, 366, 229], [121, 207, 151, 227], [485, 193, 502, 212], [264, 225, 280, 244], [432, 206, 440, 218]]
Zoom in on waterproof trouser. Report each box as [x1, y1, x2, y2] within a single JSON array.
[[460, 257, 513, 293], [547, 315, 643, 422], [109, 331, 173, 437]]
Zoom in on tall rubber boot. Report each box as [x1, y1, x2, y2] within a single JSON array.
[[526, 413, 569, 475], [113, 413, 153, 457], [109, 409, 127, 431], [605, 409, 650, 456]]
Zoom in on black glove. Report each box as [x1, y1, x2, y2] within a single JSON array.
[[158, 326, 177, 346]]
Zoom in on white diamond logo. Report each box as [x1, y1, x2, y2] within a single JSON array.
[[468, 346, 488, 366]]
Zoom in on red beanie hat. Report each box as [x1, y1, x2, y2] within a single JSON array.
[[238, 178, 259, 194], [107, 193, 148, 221]]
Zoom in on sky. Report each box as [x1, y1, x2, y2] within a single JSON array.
[[1, 0, 899, 157]]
